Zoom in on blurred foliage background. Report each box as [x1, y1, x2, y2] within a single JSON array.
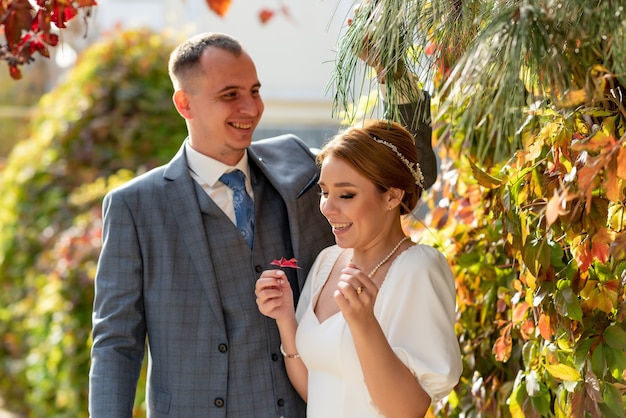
[[0, 28, 185, 416]]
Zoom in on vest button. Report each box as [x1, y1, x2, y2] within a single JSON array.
[[255, 265, 263, 273], [277, 398, 285, 407], [218, 343, 228, 353], [214, 398, 225, 407], [271, 353, 279, 361]]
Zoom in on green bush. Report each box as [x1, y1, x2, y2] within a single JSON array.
[[0, 28, 186, 416]]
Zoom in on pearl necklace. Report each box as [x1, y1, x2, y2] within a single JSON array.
[[367, 236, 410, 278]]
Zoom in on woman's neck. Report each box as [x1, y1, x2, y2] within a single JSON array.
[[351, 234, 410, 279]]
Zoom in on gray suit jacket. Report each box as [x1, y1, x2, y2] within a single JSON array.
[[89, 135, 334, 417]]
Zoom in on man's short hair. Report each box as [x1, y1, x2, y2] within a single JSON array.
[[168, 32, 243, 89]]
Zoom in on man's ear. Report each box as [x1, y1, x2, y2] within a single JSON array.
[[173, 90, 192, 119], [387, 187, 405, 211]]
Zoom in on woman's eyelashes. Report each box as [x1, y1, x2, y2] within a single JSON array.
[[318, 190, 355, 199]]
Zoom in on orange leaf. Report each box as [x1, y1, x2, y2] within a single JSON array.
[[538, 313, 553, 340], [206, 0, 231, 17], [493, 323, 512, 362], [571, 129, 613, 152], [259, 8, 274, 24], [75, 0, 98, 6], [577, 164, 599, 192], [591, 228, 613, 264], [605, 168, 623, 202], [512, 301, 529, 324], [571, 237, 593, 272], [546, 189, 569, 227], [520, 319, 535, 340], [617, 148, 626, 180]]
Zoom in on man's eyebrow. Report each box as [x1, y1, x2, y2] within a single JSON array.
[[217, 82, 261, 93]]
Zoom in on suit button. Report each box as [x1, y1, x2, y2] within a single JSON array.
[[214, 398, 225, 407], [255, 265, 263, 273], [271, 353, 279, 361], [277, 398, 285, 407], [218, 343, 228, 353]]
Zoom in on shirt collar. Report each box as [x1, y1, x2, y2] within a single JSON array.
[[185, 141, 251, 187]]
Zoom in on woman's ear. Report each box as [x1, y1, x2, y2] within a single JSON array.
[[173, 90, 192, 119], [386, 187, 405, 211]]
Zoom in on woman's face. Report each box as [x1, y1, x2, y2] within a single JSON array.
[[318, 155, 391, 250]]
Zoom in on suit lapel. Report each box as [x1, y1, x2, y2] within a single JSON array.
[[163, 144, 226, 329], [248, 139, 328, 289]]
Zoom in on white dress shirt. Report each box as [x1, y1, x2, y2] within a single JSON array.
[[185, 141, 254, 225]]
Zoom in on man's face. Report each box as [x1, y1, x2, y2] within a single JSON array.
[[179, 47, 265, 165]]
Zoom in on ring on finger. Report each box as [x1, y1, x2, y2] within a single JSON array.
[[356, 285, 364, 295]]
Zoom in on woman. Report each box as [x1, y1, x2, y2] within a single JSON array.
[[255, 120, 462, 418]]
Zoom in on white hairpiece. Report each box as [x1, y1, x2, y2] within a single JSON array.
[[370, 136, 424, 188]]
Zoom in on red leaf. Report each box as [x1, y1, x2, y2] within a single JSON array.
[[259, 9, 274, 24], [270, 257, 301, 269], [51, 2, 78, 28], [9, 65, 22, 80], [4, 0, 34, 48], [206, 0, 231, 17]]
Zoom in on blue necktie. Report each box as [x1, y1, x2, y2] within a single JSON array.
[[220, 170, 255, 249]]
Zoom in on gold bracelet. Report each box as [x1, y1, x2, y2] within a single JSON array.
[[280, 344, 300, 359]]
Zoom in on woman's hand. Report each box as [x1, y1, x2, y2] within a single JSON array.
[[255, 269, 295, 321], [333, 263, 379, 327]]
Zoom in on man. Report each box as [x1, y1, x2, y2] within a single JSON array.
[[89, 32, 436, 417]]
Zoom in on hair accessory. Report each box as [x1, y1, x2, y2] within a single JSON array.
[[370, 136, 424, 188]]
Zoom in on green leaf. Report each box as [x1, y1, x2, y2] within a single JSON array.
[[508, 376, 526, 418], [573, 337, 594, 369], [603, 382, 626, 417], [605, 345, 626, 380], [603, 324, 626, 350], [523, 237, 550, 277], [591, 343, 606, 377], [555, 287, 583, 322], [530, 385, 551, 416]]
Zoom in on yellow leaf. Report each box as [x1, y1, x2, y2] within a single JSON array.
[[556, 88, 587, 108], [469, 159, 502, 189], [544, 363, 581, 381]]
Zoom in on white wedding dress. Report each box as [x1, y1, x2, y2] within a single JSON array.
[[295, 244, 463, 418]]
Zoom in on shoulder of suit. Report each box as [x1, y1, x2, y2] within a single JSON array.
[[249, 134, 314, 161], [107, 164, 168, 196]]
